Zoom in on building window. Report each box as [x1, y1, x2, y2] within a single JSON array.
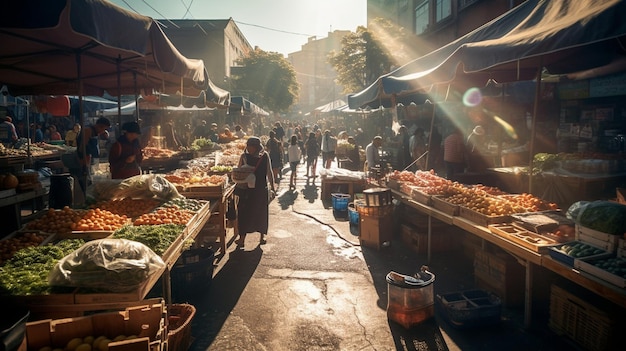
[[459, 0, 479, 10], [415, 1, 429, 35], [436, 0, 452, 22]]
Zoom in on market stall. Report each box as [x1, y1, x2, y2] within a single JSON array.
[[0, 174, 216, 320], [383, 170, 626, 334]]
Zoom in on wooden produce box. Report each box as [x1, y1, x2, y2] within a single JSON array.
[[24, 299, 165, 351], [574, 256, 626, 288], [182, 184, 225, 199], [473, 249, 525, 307], [488, 224, 559, 253], [576, 225, 621, 253], [431, 196, 459, 216], [359, 213, 393, 250], [410, 187, 432, 206], [548, 241, 612, 267], [459, 206, 510, 227], [400, 224, 461, 254]]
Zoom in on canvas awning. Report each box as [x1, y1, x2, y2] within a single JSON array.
[[313, 99, 346, 113], [229, 96, 269, 116], [348, 0, 626, 109], [0, 0, 209, 97]]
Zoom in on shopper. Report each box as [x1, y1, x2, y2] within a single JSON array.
[[320, 129, 337, 169], [0, 116, 18, 144], [266, 130, 283, 181], [48, 125, 62, 141], [409, 127, 427, 171], [443, 127, 465, 180], [65, 123, 81, 147], [304, 132, 320, 179], [365, 136, 383, 171], [74, 117, 110, 192], [236, 136, 275, 246], [287, 135, 301, 189], [109, 121, 143, 179]]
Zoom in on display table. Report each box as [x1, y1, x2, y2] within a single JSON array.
[[0, 187, 48, 237], [182, 183, 236, 256], [389, 188, 626, 329], [17, 199, 216, 319], [320, 177, 367, 202]]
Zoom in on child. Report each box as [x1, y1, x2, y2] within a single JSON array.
[[287, 135, 301, 189]]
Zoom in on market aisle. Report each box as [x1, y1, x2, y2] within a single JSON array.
[[182, 155, 576, 350]]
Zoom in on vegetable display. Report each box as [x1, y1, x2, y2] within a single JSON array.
[[111, 224, 187, 255], [0, 239, 84, 295]]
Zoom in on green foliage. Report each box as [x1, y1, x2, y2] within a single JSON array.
[[329, 18, 411, 94], [232, 49, 299, 112], [191, 137, 214, 151]]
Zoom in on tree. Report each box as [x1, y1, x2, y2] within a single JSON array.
[[231, 49, 299, 113], [329, 18, 411, 95]]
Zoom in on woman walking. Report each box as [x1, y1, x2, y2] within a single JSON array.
[[236, 137, 276, 246], [287, 135, 301, 189], [304, 132, 320, 179]]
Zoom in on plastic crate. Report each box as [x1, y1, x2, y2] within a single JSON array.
[[436, 289, 502, 329], [171, 248, 215, 301], [331, 193, 350, 211]]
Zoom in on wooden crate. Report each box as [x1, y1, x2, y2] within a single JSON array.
[[488, 224, 559, 253], [459, 206, 510, 227], [431, 196, 459, 216], [473, 250, 524, 307], [549, 284, 620, 351], [410, 187, 432, 206], [400, 223, 461, 254], [25, 300, 165, 351]]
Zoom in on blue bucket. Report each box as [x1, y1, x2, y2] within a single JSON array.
[[332, 193, 350, 211], [348, 203, 359, 225]]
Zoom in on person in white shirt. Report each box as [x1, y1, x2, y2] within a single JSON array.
[[287, 135, 301, 189], [234, 125, 246, 139], [320, 129, 337, 169], [365, 136, 383, 171]]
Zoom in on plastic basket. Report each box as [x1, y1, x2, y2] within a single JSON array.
[[331, 193, 350, 211], [436, 289, 501, 329], [167, 303, 196, 351]]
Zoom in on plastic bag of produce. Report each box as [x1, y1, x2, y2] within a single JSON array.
[[574, 200, 626, 235], [48, 238, 165, 292], [90, 174, 182, 201]]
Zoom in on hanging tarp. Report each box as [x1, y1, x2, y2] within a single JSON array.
[[348, 0, 626, 109], [229, 96, 269, 116], [0, 0, 209, 96], [313, 99, 347, 113]]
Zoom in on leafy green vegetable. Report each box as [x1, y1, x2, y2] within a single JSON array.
[[577, 200, 626, 235], [112, 224, 187, 255]]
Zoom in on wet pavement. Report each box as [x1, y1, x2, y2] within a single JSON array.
[[180, 161, 576, 351]]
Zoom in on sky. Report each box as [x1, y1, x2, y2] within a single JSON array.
[[110, 0, 367, 55]]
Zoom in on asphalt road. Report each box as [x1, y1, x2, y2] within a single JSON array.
[[177, 163, 576, 351]]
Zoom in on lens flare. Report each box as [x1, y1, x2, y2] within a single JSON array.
[[463, 87, 483, 107], [493, 115, 518, 140]]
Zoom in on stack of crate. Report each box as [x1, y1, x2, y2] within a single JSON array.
[[473, 248, 525, 307]]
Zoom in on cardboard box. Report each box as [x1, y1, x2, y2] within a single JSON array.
[[25, 300, 165, 351]]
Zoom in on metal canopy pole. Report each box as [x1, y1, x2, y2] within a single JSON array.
[[528, 59, 543, 194]]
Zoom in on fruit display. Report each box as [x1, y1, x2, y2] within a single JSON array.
[[90, 198, 161, 219], [162, 197, 206, 212], [132, 206, 195, 226], [553, 242, 607, 258], [0, 231, 49, 265], [164, 169, 227, 188], [143, 146, 178, 159], [24, 207, 130, 234], [585, 257, 626, 278]]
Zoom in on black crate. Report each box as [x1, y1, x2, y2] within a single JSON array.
[[436, 289, 502, 329], [171, 247, 215, 301]]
